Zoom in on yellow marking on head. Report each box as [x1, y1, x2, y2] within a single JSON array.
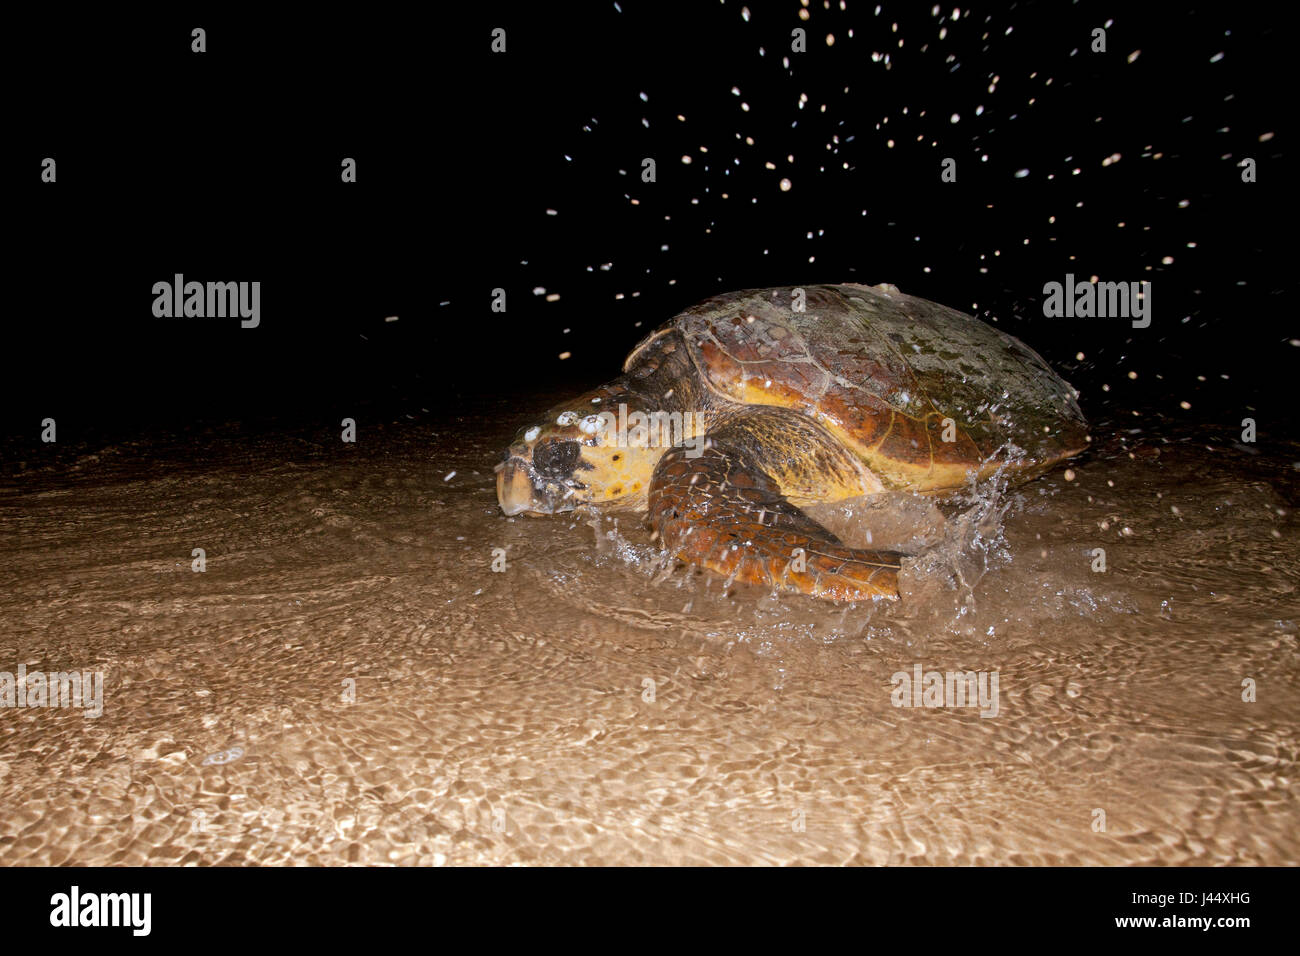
[[570, 442, 662, 511]]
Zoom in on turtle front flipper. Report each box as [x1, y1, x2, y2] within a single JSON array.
[[647, 411, 903, 601]]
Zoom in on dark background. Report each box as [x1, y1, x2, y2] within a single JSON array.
[[5, 1, 1293, 446]]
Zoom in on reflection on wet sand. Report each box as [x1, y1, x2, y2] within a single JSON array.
[[0, 405, 1296, 864]]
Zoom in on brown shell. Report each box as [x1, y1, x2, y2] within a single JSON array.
[[624, 283, 1088, 490]]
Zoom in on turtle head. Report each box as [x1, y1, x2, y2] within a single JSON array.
[[496, 388, 668, 516]]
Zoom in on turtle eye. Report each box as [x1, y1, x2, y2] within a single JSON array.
[[533, 439, 580, 478]]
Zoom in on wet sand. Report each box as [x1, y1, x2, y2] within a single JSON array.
[[1, 397, 1297, 865]]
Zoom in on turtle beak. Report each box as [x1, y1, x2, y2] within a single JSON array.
[[496, 454, 578, 516], [497, 457, 540, 516]]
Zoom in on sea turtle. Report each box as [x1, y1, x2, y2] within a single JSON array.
[[496, 283, 1088, 601]]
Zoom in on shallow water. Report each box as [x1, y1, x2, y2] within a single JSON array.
[[1, 395, 1297, 865]]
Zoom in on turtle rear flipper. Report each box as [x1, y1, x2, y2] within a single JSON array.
[[647, 413, 903, 601]]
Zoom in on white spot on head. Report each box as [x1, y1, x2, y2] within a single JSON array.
[[556, 411, 578, 426], [524, 426, 541, 443], [579, 415, 604, 435]]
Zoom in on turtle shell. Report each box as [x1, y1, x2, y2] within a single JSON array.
[[624, 283, 1088, 491]]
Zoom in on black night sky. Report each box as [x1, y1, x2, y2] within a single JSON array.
[[6, 2, 1293, 447]]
